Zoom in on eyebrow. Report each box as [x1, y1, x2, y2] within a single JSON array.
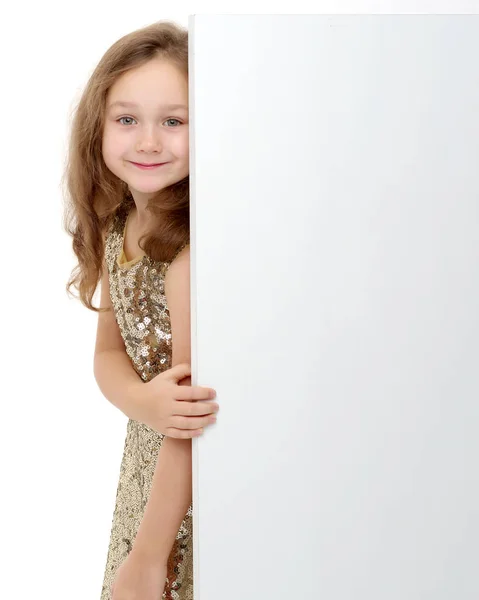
[[107, 101, 188, 111]]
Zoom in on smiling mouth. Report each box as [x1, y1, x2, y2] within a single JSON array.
[[130, 161, 168, 169]]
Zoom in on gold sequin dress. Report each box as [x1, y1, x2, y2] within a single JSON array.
[[100, 206, 193, 600]]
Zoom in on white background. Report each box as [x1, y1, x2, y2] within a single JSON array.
[[191, 13, 479, 599], [1, 2, 478, 599]]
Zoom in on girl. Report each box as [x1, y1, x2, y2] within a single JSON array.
[[64, 21, 218, 600]]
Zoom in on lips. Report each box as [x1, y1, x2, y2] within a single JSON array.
[[128, 161, 170, 171], [130, 161, 167, 166]]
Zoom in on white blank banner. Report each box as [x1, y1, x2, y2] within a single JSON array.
[[190, 15, 479, 599]]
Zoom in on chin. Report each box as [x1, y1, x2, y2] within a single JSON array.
[[126, 174, 169, 188], [129, 181, 175, 196]]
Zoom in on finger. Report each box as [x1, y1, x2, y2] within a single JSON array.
[[166, 427, 204, 439], [173, 400, 219, 417], [164, 363, 192, 382], [175, 385, 216, 402], [171, 414, 217, 430]]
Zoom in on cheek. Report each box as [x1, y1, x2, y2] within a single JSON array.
[[102, 129, 113, 159], [102, 133, 124, 174], [102, 125, 128, 157], [173, 130, 190, 159], [101, 141, 114, 170]]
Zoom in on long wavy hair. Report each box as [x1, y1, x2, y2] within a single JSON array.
[[63, 21, 189, 312]]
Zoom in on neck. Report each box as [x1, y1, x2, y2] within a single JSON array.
[[129, 190, 152, 230]]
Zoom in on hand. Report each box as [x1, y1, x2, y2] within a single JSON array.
[[111, 550, 167, 600], [129, 363, 219, 438]]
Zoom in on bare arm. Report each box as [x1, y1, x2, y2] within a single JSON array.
[[132, 246, 206, 562], [93, 259, 145, 416], [93, 255, 216, 435]]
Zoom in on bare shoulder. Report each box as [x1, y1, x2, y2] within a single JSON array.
[[165, 244, 190, 285], [165, 245, 191, 366], [164, 244, 190, 316]]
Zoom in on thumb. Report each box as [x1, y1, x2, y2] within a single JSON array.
[[164, 362, 191, 382]]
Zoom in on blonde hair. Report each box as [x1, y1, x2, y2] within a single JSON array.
[[63, 21, 189, 311]]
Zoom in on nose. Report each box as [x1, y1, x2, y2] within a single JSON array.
[[135, 126, 163, 153]]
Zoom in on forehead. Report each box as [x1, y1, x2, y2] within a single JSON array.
[[106, 57, 188, 107]]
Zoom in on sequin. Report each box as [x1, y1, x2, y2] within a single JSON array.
[[100, 207, 192, 600]]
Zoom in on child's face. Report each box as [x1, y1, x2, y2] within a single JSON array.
[[102, 57, 189, 202]]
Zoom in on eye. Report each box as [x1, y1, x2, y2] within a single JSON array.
[[164, 118, 182, 127], [118, 116, 137, 126]]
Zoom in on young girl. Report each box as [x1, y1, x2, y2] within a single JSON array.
[[64, 21, 218, 600]]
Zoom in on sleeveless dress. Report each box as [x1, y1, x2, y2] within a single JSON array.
[[100, 206, 193, 600]]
